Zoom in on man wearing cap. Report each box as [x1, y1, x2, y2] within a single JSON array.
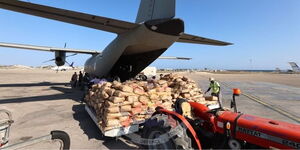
[[205, 77, 221, 99]]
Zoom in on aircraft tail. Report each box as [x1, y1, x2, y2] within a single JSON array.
[[288, 62, 300, 72], [70, 62, 74, 68], [135, 0, 175, 23]]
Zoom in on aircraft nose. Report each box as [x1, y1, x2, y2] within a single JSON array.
[[145, 18, 184, 36]]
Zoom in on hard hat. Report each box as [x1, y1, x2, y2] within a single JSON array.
[[209, 77, 215, 81]]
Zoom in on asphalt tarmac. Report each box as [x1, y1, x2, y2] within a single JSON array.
[[0, 69, 299, 149]]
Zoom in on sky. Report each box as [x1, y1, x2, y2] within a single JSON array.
[[0, 0, 299, 70]]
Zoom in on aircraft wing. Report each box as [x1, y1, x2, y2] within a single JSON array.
[[0, 0, 139, 34], [0, 42, 100, 54], [158, 56, 191, 60], [177, 33, 232, 46]]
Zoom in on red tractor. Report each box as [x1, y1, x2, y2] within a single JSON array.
[[142, 89, 300, 149]]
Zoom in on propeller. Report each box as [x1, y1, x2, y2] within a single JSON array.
[[65, 61, 75, 68], [43, 58, 55, 63], [66, 53, 77, 57], [42, 42, 77, 68]]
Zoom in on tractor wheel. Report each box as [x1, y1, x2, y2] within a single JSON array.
[[142, 113, 194, 149]]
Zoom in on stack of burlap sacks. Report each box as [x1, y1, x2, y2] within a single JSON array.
[[85, 74, 217, 131]]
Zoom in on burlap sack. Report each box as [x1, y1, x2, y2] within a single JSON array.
[[165, 87, 172, 92], [126, 95, 138, 102], [119, 116, 130, 122], [182, 76, 188, 81], [160, 95, 172, 100], [120, 85, 133, 93], [181, 89, 190, 93], [104, 119, 121, 127], [123, 100, 134, 105], [89, 91, 94, 96], [121, 119, 133, 127], [105, 106, 120, 113], [175, 78, 183, 82], [105, 101, 119, 107], [105, 112, 123, 119], [91, 84, 98, 89], [181, 93, 191, 99], [131, 107, 142, 114], [97, 103, 102, 109], [162, 101, 173, 108], [112, 81, 122, 89], [147, 89, 157, 94], [101, 91, 109, 99], [157, 92, 170, 96], [114, 90, 133, 97], [121, 105, 132, 112], [157, 80, 167, 85], [139, 96, 150, 105], [109, 96, 125, 103], [103, 82, 112, 87], [133, 87, 145, 95], [132, 101, 142, 108], [128, 83, 139, 89], [149, 94, 159, 100], [179, 81, 186, 86], [105, 88, 115, 96]]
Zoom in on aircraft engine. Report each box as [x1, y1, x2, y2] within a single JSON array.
[[54, 51, 66, 66]]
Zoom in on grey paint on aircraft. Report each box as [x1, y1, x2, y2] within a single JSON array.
[[136, 0, 175, 23], [84, 23, 181, 80]]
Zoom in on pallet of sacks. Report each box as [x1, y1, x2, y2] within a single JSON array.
[[161, 73, 217, 105], [85, 74, 218, 131], [85, 80, 174, 131]]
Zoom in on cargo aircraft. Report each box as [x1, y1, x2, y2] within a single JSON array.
[[0, 0, 231, 81], [288, 62, 300, 73]]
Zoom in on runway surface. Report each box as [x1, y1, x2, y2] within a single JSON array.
[[0, 69, 299, 149], [185, 72, 300, 124]]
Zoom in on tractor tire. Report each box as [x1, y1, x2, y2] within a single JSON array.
[[142, 113, 194, 150]]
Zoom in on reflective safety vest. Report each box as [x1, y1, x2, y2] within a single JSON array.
[[210, 81, 220, 94]]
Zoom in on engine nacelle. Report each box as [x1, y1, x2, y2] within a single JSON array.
[[54, 51, 66, 66]]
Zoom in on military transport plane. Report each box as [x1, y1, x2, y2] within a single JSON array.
[[0, 0, 231, 81], [288, 62, 300, 73]]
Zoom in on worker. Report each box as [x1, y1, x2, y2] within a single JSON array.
[[83, 73, 90, 84], [78, 71, 83, 88], [205, 77, 220, 100], [70, 72, 78, 88], [81, 73, 90, 102]]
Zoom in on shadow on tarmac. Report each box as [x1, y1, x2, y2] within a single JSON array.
[[0, 86, 82, 104], [0, 82, 139, 149], [0, 82, 68, 87]]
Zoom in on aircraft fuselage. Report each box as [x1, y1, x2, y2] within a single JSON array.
[[84, 19, 184, 81]]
